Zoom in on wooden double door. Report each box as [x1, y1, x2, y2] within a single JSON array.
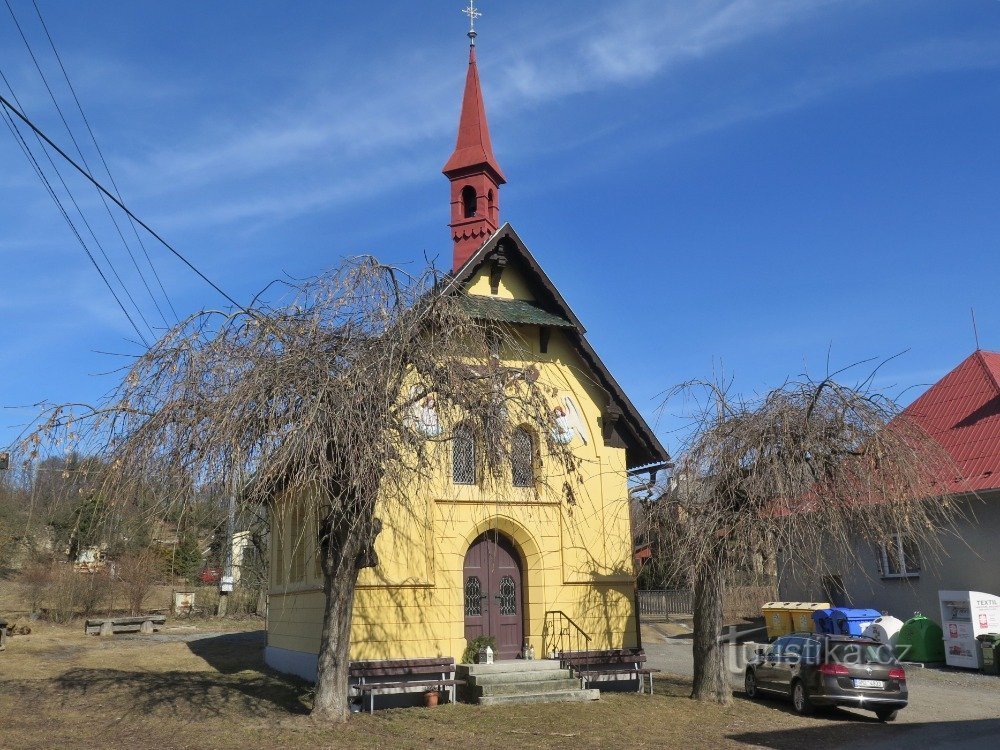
[[463, 531, 524, 660]]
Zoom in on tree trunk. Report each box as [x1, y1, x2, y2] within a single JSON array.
[[691, 558, 730, 704], [310, 502, 381, 722], [311, 561, 359, 721]]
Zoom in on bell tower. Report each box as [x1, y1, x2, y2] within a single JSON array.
[[443, 5, 506, 271]]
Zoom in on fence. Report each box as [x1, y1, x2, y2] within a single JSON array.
[[638, 585, 777, 621], [638, 589, 693, 617]]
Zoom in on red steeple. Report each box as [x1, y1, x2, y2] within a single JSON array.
[[443, 45, 506, 271]]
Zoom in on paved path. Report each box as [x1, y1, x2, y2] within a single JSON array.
[[643, 631, 1000, 750]]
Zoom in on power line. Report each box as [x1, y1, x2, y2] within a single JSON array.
[[0, 102, 150, 345], [0, 91, 244, 313], [30, 0, 180, 324], [0, 67, 156, 341], [6, 0, 173, 330]]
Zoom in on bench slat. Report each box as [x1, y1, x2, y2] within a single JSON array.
[[354, 679, 463, 692]]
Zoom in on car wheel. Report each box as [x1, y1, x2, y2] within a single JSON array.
[[875, 709, 898, 723], [791, 680, 814, 715], [744, 670, 758, 699]]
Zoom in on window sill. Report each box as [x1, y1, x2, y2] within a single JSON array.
[[880, 573, 920, 580]]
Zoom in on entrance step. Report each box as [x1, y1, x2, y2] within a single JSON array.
[[457, 660, 599, 705], [461, 659, 562, 676], [475, 677, 582, 696], [477, 688, 600, 706]]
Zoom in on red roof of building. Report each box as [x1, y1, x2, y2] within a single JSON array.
[[903, 350, 1000, 492], [442, 46, 506, 182]]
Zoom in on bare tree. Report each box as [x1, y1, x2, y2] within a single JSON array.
[[21, 257, 577, 721], [650, 369, 963, 704]]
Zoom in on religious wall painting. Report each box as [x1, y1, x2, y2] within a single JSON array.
[[551, 394, 589, 446], [409, 385, 442, 438]]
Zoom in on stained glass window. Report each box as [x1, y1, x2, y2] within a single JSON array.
[[453, 424, 476, 485], [498, 575, 516, 615], [511, 427, 534, 487], [464, 576, 482, 616]]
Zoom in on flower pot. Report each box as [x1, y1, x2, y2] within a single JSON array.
[[424, 690, 440, 708]]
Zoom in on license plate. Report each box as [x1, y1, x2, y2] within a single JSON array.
[[853, 679, 885, 689]]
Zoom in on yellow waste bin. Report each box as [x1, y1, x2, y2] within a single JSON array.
[[761, 602, 796, 640], [788, 602, 830, 633]]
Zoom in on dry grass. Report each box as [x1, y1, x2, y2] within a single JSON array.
[[0, 622, 907, 750]]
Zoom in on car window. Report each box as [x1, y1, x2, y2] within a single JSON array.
[[783, 637, 806, 662], [802, 638, 822, 663], [827, 641, 896, 666], [766, 637, 788, 659]]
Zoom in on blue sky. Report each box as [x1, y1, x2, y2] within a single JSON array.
[[1, 0, 999, 451]]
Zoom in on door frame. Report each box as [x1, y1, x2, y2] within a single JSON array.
[[462, 529, 526, 659]]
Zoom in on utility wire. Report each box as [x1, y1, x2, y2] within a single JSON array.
[[0, 103, 150, 345], [6, 0, 172, 330], [0, 67, 156, 341], [30, 0, 180, 323], [0, 92, 244, 312]]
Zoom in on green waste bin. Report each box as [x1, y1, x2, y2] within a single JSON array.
[[977, 634, 1000, 675], [895, 614, 945, 663]]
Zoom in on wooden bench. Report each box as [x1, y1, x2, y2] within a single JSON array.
[[349, 657, 464, 713], [560, 648, 661, 694], [84, 615, 167, 636]]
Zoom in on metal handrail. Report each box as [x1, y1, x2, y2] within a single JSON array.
[[543, 609, 592, 657]]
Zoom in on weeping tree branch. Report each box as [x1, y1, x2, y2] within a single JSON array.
[[643, 366, 968, 704], [15, 256, 580, 721]]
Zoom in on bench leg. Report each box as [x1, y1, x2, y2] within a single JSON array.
[[370, 692, 375, 714]]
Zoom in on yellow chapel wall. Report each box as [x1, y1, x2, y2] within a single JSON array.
[[266, 265, 641, 666]]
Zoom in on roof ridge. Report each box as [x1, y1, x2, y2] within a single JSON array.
[[973, 350, 1000, 395]]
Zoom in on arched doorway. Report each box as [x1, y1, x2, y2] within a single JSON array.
[[463, 531, 524, 660]]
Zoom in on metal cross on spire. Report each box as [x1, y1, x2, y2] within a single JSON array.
[[463, 0, 482, 45]]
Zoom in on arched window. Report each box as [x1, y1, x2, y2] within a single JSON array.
[[453, 423, 476, 485], [461, 185, 478, 218], [487, 189, 495, 220], [511, 427, 535, 487]]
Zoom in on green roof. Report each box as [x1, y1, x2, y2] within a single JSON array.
[[460, 295, 574, 328]]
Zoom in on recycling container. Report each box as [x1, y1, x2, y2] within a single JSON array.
[[761, 602, 795, 640], [812, 608, 836, 634], [788, 602, 830, 633], [862, 615, 905, 647], [895, 614, 945, 663], [831, 608, 881, 636], [977, 634, 1000, 675]]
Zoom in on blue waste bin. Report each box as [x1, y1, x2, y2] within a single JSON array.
[[812, 608, 836, 634], [831, 608, 880, 636]]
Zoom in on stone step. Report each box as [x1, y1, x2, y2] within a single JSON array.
[[477, 688, 600, 706], [458, 659, 562, 677], [475, 677, 582, 696], [466, 668, 576, 687]]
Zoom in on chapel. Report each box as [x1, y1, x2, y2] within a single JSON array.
[[264, 23, 668, 682]]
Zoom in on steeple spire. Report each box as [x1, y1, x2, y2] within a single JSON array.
[[443, 5, 506, 271]]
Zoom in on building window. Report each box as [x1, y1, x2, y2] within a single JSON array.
[[511, 427, 534, 487], [453, 424, 476, 485], [461, 185, 477, 218], [464, 576, 483, 616], [498, 575, 517, 615], [879, 534, 920, 578]]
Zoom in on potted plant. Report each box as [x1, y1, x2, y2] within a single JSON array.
[[424, 689, 440, 707], [462, 635, 498, 664]]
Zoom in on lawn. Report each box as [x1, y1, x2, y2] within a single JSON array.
[[0, 621, 902, 750]]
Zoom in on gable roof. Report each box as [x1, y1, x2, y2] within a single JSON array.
[[444, 223, 669, 470], [903, 350, 1000, 492]]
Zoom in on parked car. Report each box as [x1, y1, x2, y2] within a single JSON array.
[[744, 633, 907, 722], [198, 566, 223, 584]]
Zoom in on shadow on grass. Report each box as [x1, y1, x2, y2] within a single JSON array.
[[40, 630, 311, 720], [728, 718, 1000, 750]]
